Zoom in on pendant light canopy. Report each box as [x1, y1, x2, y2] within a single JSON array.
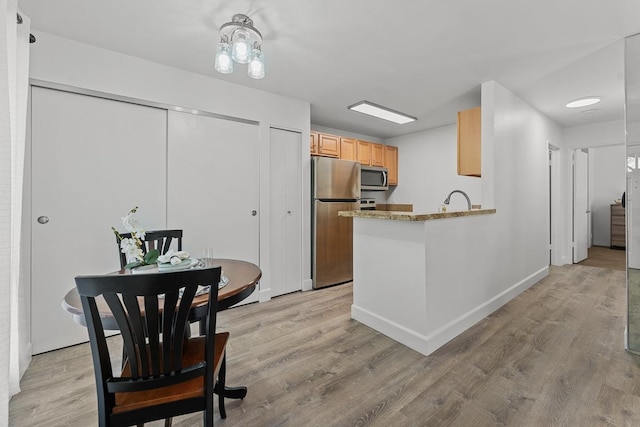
[[214, 14, 265, 79]]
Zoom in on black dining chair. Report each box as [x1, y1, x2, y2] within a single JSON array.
[[75, 267, 228, 427], [116, 229, 183, 269]]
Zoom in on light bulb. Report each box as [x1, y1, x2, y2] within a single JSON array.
[[214, 41, 233, 74], [231, 29, 251, 64], [248, 47, 265, 79]]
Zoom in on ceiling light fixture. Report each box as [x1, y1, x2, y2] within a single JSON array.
[[348, 101, 417, 124], [565, 97, 601, 108], [214, 14, 265, 80]]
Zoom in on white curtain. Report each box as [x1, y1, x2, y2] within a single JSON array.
[[0, 0, 30, 423]]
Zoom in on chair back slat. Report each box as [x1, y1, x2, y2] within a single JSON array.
[[161, 290, 179, 372], [143, 297, 161, 374], [103, 293, 141, 376], [121, 294, 151, 377]]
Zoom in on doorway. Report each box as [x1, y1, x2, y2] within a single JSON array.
[[573, 148, 590, 263], [573, 145, 626, 270]]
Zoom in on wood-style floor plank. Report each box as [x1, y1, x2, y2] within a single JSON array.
[[10, 264, 640, 426]]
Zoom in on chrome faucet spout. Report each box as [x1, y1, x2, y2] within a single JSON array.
[[443, 190, 471, 210]]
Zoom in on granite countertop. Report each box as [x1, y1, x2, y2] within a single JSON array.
[[338, 208, 497, 222]]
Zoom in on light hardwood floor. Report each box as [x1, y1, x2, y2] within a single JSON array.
[[10, 264, 640, 426], [578, 246, 625, 271]]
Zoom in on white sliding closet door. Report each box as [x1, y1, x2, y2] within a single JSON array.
[[31, 87, 167, 353], [167, 111, 260, 304]]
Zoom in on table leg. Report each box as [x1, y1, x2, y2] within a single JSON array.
[[205, 320, 248, 400]]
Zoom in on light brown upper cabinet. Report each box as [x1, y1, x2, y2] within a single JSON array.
[[356, 140, 372, 165], [310, 131, 318, 155], [356, 140, 384, 167], [371, 142, 384, 167], [384, 145, 398, 186], [340, 137, 357, 161], [457, 106, 481, 177], [317, 133, 340, 157]]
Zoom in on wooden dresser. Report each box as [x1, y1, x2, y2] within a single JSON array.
[[611, 203, 626, 249]]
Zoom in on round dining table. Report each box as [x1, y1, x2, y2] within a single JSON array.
[[62, 258, 261, 400], [62, 258, 261, 329]]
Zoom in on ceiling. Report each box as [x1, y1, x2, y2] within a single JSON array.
[[18, 0, 640, 139]]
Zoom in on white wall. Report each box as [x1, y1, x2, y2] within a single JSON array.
[[385, 125, 482, 212], [26, 31, 312, 316], [479, 79, 560, 288], [563, 119, 625, 149], [590, 144, 626, 246]]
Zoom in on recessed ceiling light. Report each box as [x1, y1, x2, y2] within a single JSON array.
[[566, 97, 601, 108], [348, 101, 417, 124]]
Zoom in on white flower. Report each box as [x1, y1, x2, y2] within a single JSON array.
[[120, 238, 137, 254], [121, 211, 140, 233], [134, 229, 146, 241], [120, 238, 144, 262]]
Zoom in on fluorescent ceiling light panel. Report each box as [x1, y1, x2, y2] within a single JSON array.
[[348, 101, 417, 124], [566, 97, 601, 108]]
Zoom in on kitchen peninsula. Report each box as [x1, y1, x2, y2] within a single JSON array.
[[339, 208, 519, 357]]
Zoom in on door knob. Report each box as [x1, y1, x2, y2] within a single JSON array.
[[37, 216, 49, 224], [251, 210, 257, 216]]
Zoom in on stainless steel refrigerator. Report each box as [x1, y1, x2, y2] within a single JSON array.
[[312, 157, 361, 289]]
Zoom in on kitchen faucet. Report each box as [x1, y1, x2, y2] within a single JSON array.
[[444, 190, 471, 211]]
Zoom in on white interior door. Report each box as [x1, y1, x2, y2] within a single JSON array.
[[31, 87, 167, 353], [573, 149, 589, 263], [167, 111, 259, 304], [269, 128, 302, 297]]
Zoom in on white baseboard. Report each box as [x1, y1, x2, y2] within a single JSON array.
[[258, 287, 271, 302], [302, 279, 313, 291], [352, 266, 549, 356]]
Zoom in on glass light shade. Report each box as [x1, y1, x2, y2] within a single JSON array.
[[231, 29, 251, 64], [248, 48, 265, 79], [214, 41, 233, 74]]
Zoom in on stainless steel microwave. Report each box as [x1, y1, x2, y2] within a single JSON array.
[[361, 165, 388, 191]]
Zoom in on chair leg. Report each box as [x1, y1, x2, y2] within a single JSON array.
[[164, 418, 173, 427], [218, 356, 227, 419]]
